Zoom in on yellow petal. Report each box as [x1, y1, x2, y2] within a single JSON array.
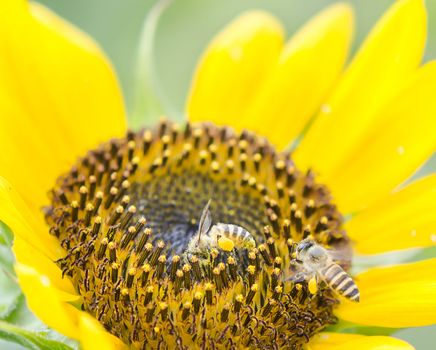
[[0, 177, 74, 294], [79, 313, 127, 350], [308, 332, 414, 350], [243, 3, 354, 148], [294, 0, 426, 179], [0, 0, 126, 209], [15, 263, 80, 339], [186, 11, 284, 128], [346, 174, 436, 254], [13, 236, 76, 297], [326, 61, 436, 213], [0, 176, 63, 261], [16, 263, 118, 347], [336, 258, 436, 327]]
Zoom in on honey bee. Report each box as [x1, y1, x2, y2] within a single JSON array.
[[289, 238, 360, 302], [185, 200, 256, 263]]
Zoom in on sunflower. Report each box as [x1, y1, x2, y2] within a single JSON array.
[[0, 0, 435, 349]]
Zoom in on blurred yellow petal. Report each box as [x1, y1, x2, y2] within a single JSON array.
[[13, 237, 76, 297], [309, 332, 414, 350], [29, 2, 127, 147], [295, 0, 426, 180], [0, 177, 74, 295], [336, 259, 436, 327], [0, 0, 126, 208], [347, 174, 436, 254], [244, 3, 354, 148], [79, 313, 127, 350], [326, 61, 436, 212], [15, 263, 80, 340], [187, 11, 284, 128], [0, 176, 63, 260]]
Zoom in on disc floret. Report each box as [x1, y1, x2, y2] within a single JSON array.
[[46, 120, 350, 349]]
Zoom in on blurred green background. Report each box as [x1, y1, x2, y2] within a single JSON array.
[[37, 0, 436, 116], [4, 0, 436, 348]]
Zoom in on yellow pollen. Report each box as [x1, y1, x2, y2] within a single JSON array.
[[309, 277, 318, 295], [218, 236, 234, 251]]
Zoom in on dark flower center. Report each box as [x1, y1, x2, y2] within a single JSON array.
[[45, 120, 350, 349], [129, 171, 268, 260]]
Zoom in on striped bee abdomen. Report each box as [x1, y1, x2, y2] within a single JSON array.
[[216, 223, 255, 248], [320, 263, 360, 302]]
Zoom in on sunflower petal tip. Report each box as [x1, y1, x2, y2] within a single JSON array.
[[227, 9, 285, 39], [186, 7, 285, 126], [324, 2, 355, 33], [398, 0, 427, 18], [328, 2, 355, 17]]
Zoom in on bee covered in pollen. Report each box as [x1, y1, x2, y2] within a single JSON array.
[[185, 199, 257, 264], [288, 238, 360, 302]]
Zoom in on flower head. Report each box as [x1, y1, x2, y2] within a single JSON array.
[[0, 0, 435, 349]]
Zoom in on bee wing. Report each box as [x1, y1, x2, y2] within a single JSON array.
[[197, 199, 213, 244], [326, 243, 353, 269], [283, 263, 314, 283]]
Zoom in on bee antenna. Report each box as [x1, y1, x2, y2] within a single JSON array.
[[204, 199, 212, 212]]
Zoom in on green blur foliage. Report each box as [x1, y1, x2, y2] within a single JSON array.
[[0, 224, 78, 350], [0, 321, 74, 350]]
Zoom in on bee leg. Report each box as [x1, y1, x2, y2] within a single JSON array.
[[200, 258, 211, 279], [288, 258, 303, 275], [285, 271, 308, 283]]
